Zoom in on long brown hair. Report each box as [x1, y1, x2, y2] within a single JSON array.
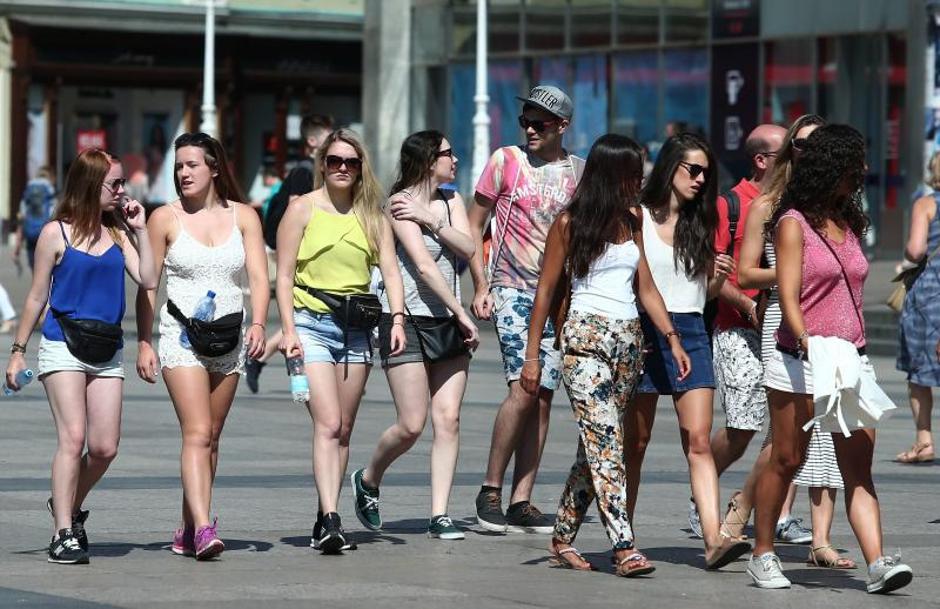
[[315, 128, 384, 255], [172, 132, 246, 203], [52, 148, 122, 248]]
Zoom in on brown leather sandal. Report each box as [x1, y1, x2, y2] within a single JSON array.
[[549, 546, 594, 571], [720, 490, 751, 540], [705, 535, 752, 570], [895, 442, 935, 464], [807, 545, 857, 569], [614, 552, 656, 577]]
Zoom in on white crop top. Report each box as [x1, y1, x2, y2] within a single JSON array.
[[640, 206, 707, 313], [569, 240, 640, 320]]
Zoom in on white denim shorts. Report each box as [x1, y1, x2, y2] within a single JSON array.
[[37, 337, 124, 379], [764, 346, 872, 395]]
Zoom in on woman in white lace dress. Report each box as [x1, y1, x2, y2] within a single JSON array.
[[136, 133, 268, 560]]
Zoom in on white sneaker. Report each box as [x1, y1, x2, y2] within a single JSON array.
[[746, 552, 791, 589], [867, 556, 913, 594], [688, 498, 703, 539]]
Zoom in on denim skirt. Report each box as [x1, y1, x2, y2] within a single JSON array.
[[636, 312, 715, 395]]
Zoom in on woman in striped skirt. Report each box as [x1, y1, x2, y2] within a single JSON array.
[[735, 114, 854, 569]]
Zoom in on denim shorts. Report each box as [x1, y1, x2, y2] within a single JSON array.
[[37, 337, 124, 379], [492, 286, 561, 391], [294, 309, 372, 365], [636, 312, 715, 395]]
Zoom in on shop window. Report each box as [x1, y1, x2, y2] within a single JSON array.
[[664, 48, 708, 136], [664, 0, 708, 44], [525, 0, 567, 51], [533, 56, 572, 90], [616, 0, 660, 46], [571, 1, 613, 49], [762, 39, 813, 125], [449, 63, 475, 193], [570, 54, 609, 157], [491, 7, 524, 53], [612, 50, 659, 147]]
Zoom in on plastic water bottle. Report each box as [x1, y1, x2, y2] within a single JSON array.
[[180, 290, 217, 349], [286, 355, 309, 403], [3, 369, 35, 396]]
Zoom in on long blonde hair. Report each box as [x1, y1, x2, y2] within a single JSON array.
[[315, 128, 384, 255], [926, 150, 940, 190], [762, 114, 826, 205]]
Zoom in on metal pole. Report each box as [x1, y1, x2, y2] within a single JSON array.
[[200, 0, 217, 137], [470, 0, 490, 188]]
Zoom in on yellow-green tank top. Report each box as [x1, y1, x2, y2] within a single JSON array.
[[293, 206, 375, 313]]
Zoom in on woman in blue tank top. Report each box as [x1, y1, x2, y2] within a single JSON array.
[[4, 149, 157, 565]]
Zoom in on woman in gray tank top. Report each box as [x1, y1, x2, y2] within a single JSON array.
[[350, 130, 479, 540]]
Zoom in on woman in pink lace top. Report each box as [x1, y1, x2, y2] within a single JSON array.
[[745, 125, 912, 594]]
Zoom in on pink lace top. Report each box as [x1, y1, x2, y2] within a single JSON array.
[[775, 209, 868, 350]]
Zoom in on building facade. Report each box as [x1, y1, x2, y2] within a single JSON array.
[[395, 0, 933, 257], [0, 0, 364, 227]]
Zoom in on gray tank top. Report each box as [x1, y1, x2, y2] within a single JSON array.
[[379, 191, 460, 318]]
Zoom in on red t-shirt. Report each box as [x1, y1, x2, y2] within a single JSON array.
[[713, 178, 760, 331]]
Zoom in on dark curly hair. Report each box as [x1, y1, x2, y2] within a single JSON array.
[[768, 124, 869, 239], [640, 132, 717, 278], [565, 134, 644, 279]]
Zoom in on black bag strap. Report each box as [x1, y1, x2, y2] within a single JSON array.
[[812, 228, 866, 337], [721, 189, 740, 256], [165, 298, 191, 328], [57, 221, 71, 248]]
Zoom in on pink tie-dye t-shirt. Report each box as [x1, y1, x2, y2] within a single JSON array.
[[475, 145, 584, 291]]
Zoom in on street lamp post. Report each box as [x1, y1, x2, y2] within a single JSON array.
[[200, 0, 217, 137], [470, 0, 490, 188]]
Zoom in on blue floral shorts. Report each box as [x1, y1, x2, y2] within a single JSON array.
[[491, 286, 561, 391]]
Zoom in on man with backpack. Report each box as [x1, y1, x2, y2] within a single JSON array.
[[13, 166, 56, 271], [687, 125, 786, 536], [247, 114, 334, 393]]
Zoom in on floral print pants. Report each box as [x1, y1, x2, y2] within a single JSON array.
[[553, 311, 645, 550]]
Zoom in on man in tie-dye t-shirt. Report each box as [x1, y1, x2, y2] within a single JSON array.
[[467, 85, 584, 534]]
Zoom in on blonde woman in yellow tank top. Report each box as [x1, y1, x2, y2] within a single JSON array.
[[275, 129, 406, 554]]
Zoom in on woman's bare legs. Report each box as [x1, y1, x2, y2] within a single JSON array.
[[428, 356, 468, 515], [623, 393, 659, 523]]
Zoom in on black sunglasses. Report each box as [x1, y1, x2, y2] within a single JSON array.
[[757, 149, 780, 158], [518, 115, 558, 133], [436, 148, 454, 159], [678, 161, 709, 180], [791, 137, 809, 151], [325, 155, 363, 171]]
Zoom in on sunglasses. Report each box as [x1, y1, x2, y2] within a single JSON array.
[[325, 155, 363, 172], [758, 149, 780, 158], [436, 148, 454, 159], [518, 115, 558, 133], [103, 178, 127, 192], [678, 161, 709, 180], [791, 138, 809, 151]]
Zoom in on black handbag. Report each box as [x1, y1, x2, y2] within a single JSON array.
[[405, 314, 468, 363], [166, 299, 243, 358], [52, 308, 123, 364], [296, 286, 382, 332]]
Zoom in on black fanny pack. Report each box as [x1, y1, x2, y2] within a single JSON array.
[[167, 299, 243, 358], [53, 308, 123, 364], [396, 314, 468, 364], [297, 286, 382, 332]]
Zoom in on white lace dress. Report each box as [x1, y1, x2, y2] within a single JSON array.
[[158, 205, 246, 375]]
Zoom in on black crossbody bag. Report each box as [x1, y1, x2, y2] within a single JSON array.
[[166, 298, 243, 358], [295, 286, 382, 334], [53, 308, 123, 364]]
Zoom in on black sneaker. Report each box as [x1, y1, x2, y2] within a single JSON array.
[[317, 512, 346, 555], [47, 497, 89, 552], [505, 501, 554, 534], [245, 359, 265, 394], [48, 528, 88, 564], [311, 511, 357, 551], [475, 488, 507, 532]]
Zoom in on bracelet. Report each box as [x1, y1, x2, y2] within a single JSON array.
[[663, 330, 681, 340], [392, 321, 405, 327], [10, 341, 26, 354], [390, 311, 405, 319], [431, 217, 447, 233], [251, 322, 266, 330], [523, 357, 540, 363]]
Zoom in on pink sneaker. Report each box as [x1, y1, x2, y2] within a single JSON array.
[[172, 526, 195, 557], [194, 519, 224, 561]]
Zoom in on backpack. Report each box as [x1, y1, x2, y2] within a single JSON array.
[[704, 189, 740, 336], [263, 160, 314, 250], [21, 179, 55, 240]]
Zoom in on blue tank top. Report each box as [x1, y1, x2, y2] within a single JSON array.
[[42, 222, 126, 345]]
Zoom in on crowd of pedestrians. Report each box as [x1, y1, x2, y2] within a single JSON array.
[[2, 83, 917, 595]]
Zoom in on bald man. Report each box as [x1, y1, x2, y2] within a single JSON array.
[[687, 124, 787, 538]]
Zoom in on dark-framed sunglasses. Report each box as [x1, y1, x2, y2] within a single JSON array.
[[678, 161, 709, 180], [325, 155, 363, 172], [791, 138, 809, 151], [518, 115, 558, 133], [436, 148, 454, 159], [757, 149, 780, 158], [103, 178, 127, 192]]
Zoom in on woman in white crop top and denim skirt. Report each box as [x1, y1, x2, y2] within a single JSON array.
[[521, 135, 691, 577], [623, 133, 752, 571]]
